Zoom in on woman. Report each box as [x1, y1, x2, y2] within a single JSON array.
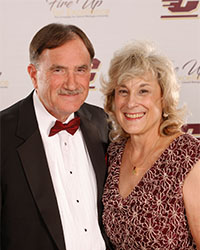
[[102, 41, 200, 249]]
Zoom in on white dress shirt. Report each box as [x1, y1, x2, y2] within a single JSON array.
[[33, 91, 106, 250]]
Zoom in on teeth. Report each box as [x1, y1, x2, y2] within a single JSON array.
[[125, 113, 144, 119]]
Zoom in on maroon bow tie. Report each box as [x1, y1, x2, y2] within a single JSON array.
[[49, 117, 80, 136]]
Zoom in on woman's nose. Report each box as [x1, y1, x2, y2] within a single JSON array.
[[127, 93, 137, 108]]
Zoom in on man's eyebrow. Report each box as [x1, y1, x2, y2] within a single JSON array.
[[49, 64, 90, 70], [76, 64, 90, 69], [49, 64, 67, 70]]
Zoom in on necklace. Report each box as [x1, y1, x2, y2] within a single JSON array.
[[132, 166, 137, 175], [128, 137, 161, 175]]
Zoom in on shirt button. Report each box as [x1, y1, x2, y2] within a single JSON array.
[[64, 142, 67, 146], [70, 171, 73, 174], [84, 228, 87, 232], [76, 200, 79, 203]]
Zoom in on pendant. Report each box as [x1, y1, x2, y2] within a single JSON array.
[[132, 166, 137, 175]]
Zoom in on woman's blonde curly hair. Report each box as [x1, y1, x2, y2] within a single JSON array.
[[101, 41, 186, 141]]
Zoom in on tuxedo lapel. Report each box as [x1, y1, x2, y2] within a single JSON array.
[[16, 93, 66, 250]]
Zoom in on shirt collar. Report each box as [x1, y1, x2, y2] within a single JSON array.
[[33, 91, 75, 136]]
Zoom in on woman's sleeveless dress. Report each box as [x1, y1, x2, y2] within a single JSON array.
[[102, 134, 200, 249]]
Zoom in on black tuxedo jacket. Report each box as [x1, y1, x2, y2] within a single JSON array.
[[0, 92, 111, 250]]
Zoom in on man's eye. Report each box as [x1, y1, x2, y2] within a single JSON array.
[[52, 68, 65, 74], [77, 67, 87, 73]]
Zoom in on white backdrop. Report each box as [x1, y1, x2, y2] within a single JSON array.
[[0, 0, 199, 137]]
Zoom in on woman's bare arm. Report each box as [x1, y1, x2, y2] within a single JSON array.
[[183, 159, 200, 249]]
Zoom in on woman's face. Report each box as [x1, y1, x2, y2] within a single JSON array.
[[114, 73, 163, 136]]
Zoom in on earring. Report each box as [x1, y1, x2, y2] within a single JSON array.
[[163, 112, 168, 118]]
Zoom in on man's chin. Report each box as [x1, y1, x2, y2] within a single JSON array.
[[61, 102, 84, 114]]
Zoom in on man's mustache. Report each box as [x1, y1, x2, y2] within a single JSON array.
[[57, 88, 84, 95]]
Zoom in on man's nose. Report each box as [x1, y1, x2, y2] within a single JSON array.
[[64, 71, 77, 90]]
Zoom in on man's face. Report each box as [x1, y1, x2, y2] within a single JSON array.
[[28, 37, 91, 122]]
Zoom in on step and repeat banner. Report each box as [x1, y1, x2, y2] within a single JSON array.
[[0, 0, 200, 137]]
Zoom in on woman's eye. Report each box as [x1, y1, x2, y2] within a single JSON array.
[[118, 89, 128, 96], [139, 89, 149, 94]]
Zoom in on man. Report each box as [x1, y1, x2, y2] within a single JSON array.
[[0, 23, 111, 250]]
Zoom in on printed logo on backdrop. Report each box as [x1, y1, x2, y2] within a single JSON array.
[[175, 59, 200, 84], [161, 0, 200, 19], [46, 0, 110, 18], [89, 58, 101, 89], [182, 123, 200, 139], [0, 72, 9, 88]]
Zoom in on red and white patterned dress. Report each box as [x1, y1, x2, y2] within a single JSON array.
[[102, 134, 200, 249]]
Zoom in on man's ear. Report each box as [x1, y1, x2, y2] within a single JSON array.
[[27, 64, 38, 89]]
